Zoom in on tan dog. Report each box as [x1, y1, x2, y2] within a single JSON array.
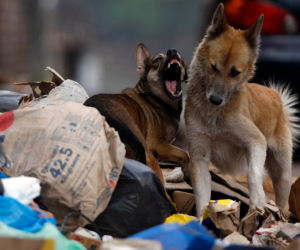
[[168, 4, 299, 217], [84, 44, 189, 193]]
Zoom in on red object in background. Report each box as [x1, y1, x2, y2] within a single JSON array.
[[225, 0, 299, 34]]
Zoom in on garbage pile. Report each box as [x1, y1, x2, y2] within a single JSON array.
[[1, 68, 300, 250]]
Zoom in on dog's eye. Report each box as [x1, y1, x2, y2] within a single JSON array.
[[153, 57, 162, 63], [211, 63, 218, 73], [231, 68, 240, 77]]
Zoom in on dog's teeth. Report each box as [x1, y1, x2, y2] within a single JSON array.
[[170, 91, 174, 96], [168, 63, 170, 68], [178, 90, 182, 95]]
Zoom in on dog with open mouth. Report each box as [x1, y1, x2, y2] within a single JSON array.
[[84, 43, 189, 194]]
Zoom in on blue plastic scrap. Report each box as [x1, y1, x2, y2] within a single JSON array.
[[0, 196, 56, 233], [0, 172, 7, 179], [128, 221, 275, 250]]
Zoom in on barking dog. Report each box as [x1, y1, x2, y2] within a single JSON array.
[[168, 4, 299, 217], [84, 44, 189, 193]]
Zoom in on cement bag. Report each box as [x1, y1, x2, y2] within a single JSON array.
[[0, 102, 125, 230]]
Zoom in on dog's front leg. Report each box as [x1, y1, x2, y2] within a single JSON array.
[[152, 143, 190, 183], [151, 143, 190, 168], [187, 133, 212, 221], [246, 140, 267, 209]]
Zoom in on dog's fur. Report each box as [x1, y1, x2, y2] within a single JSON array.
[[84, 44, 189, 191], [168, 4, 299, 217]]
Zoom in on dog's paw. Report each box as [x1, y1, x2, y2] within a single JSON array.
[[166, 167, 185, 182]]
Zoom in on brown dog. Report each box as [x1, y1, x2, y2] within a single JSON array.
[[84, 44, 189, 190], [167, 3, 299, 218]]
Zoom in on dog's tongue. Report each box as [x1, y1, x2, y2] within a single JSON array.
[[165, 80, 177, 93], [170, 59, 179, 64]]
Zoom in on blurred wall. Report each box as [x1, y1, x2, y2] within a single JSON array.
[[0, 0, 209, 96]]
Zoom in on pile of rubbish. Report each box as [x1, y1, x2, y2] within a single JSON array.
[[1, 68, 300, 250]]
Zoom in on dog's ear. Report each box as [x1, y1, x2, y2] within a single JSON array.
[[181, 59, 188, 83], [206, 3, 228, 40], [136, 43, 150, 76], [244, 14, 264, 52]]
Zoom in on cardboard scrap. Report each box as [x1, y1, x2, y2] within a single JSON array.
[[17, 79, 89, 109], [66, 231, 102, 250], [171, 191, 195, 215], [239, 201, 293, 241], [18, 93, 33, 107], [163, 168, 250, 218], [210, 169, 249, 198], [0, 237, 54, 250], [46, 66, 65, 85], [210, 165, 277, 202], [223, 231, 250, 244], [0, 102, 126, 230], [17, 81, 56, 99], [206, 201, 241, 235], [15, 67, 88, 109], [287, 238, 300, 250], [268, 235, 290, 250], [15, 67, 64, 99], [261, 200, 288, 228], [163, 168, 251, 204], [211, 181, 249, 206], [238, 208, 258, 240]]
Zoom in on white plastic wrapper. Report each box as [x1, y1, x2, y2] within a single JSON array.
[[2, 176, 41, 205]]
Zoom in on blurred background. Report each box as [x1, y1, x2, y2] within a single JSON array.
[[0, 0, 204, 94], [1, 0, 300, 162]]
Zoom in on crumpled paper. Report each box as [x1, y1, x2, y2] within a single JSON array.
[[206, 201, 240, 235], [238, 200, 290, 240], [223, 231, 250, 244]]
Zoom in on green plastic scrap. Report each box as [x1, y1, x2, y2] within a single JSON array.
[[0, 222, 86, 250]]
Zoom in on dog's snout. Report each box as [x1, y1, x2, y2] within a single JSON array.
[[209, 95, 222, 106], [167, 48, 177, 56]]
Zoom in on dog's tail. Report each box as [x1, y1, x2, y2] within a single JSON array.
[[269, 83, 300, 146]]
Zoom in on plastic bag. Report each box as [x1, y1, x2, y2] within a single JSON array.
[[0, 90, 26, 112], [88, 158, 176, 238], [0, 142, 12, 175], [165, 214, 197, 225], [100, 238, 163, 250], [2, 176, 41, 205], [129, 221, 274, 250], [0, 196, 56, 233]]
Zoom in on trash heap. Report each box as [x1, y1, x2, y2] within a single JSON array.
[[0, 68, 300, 250]]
